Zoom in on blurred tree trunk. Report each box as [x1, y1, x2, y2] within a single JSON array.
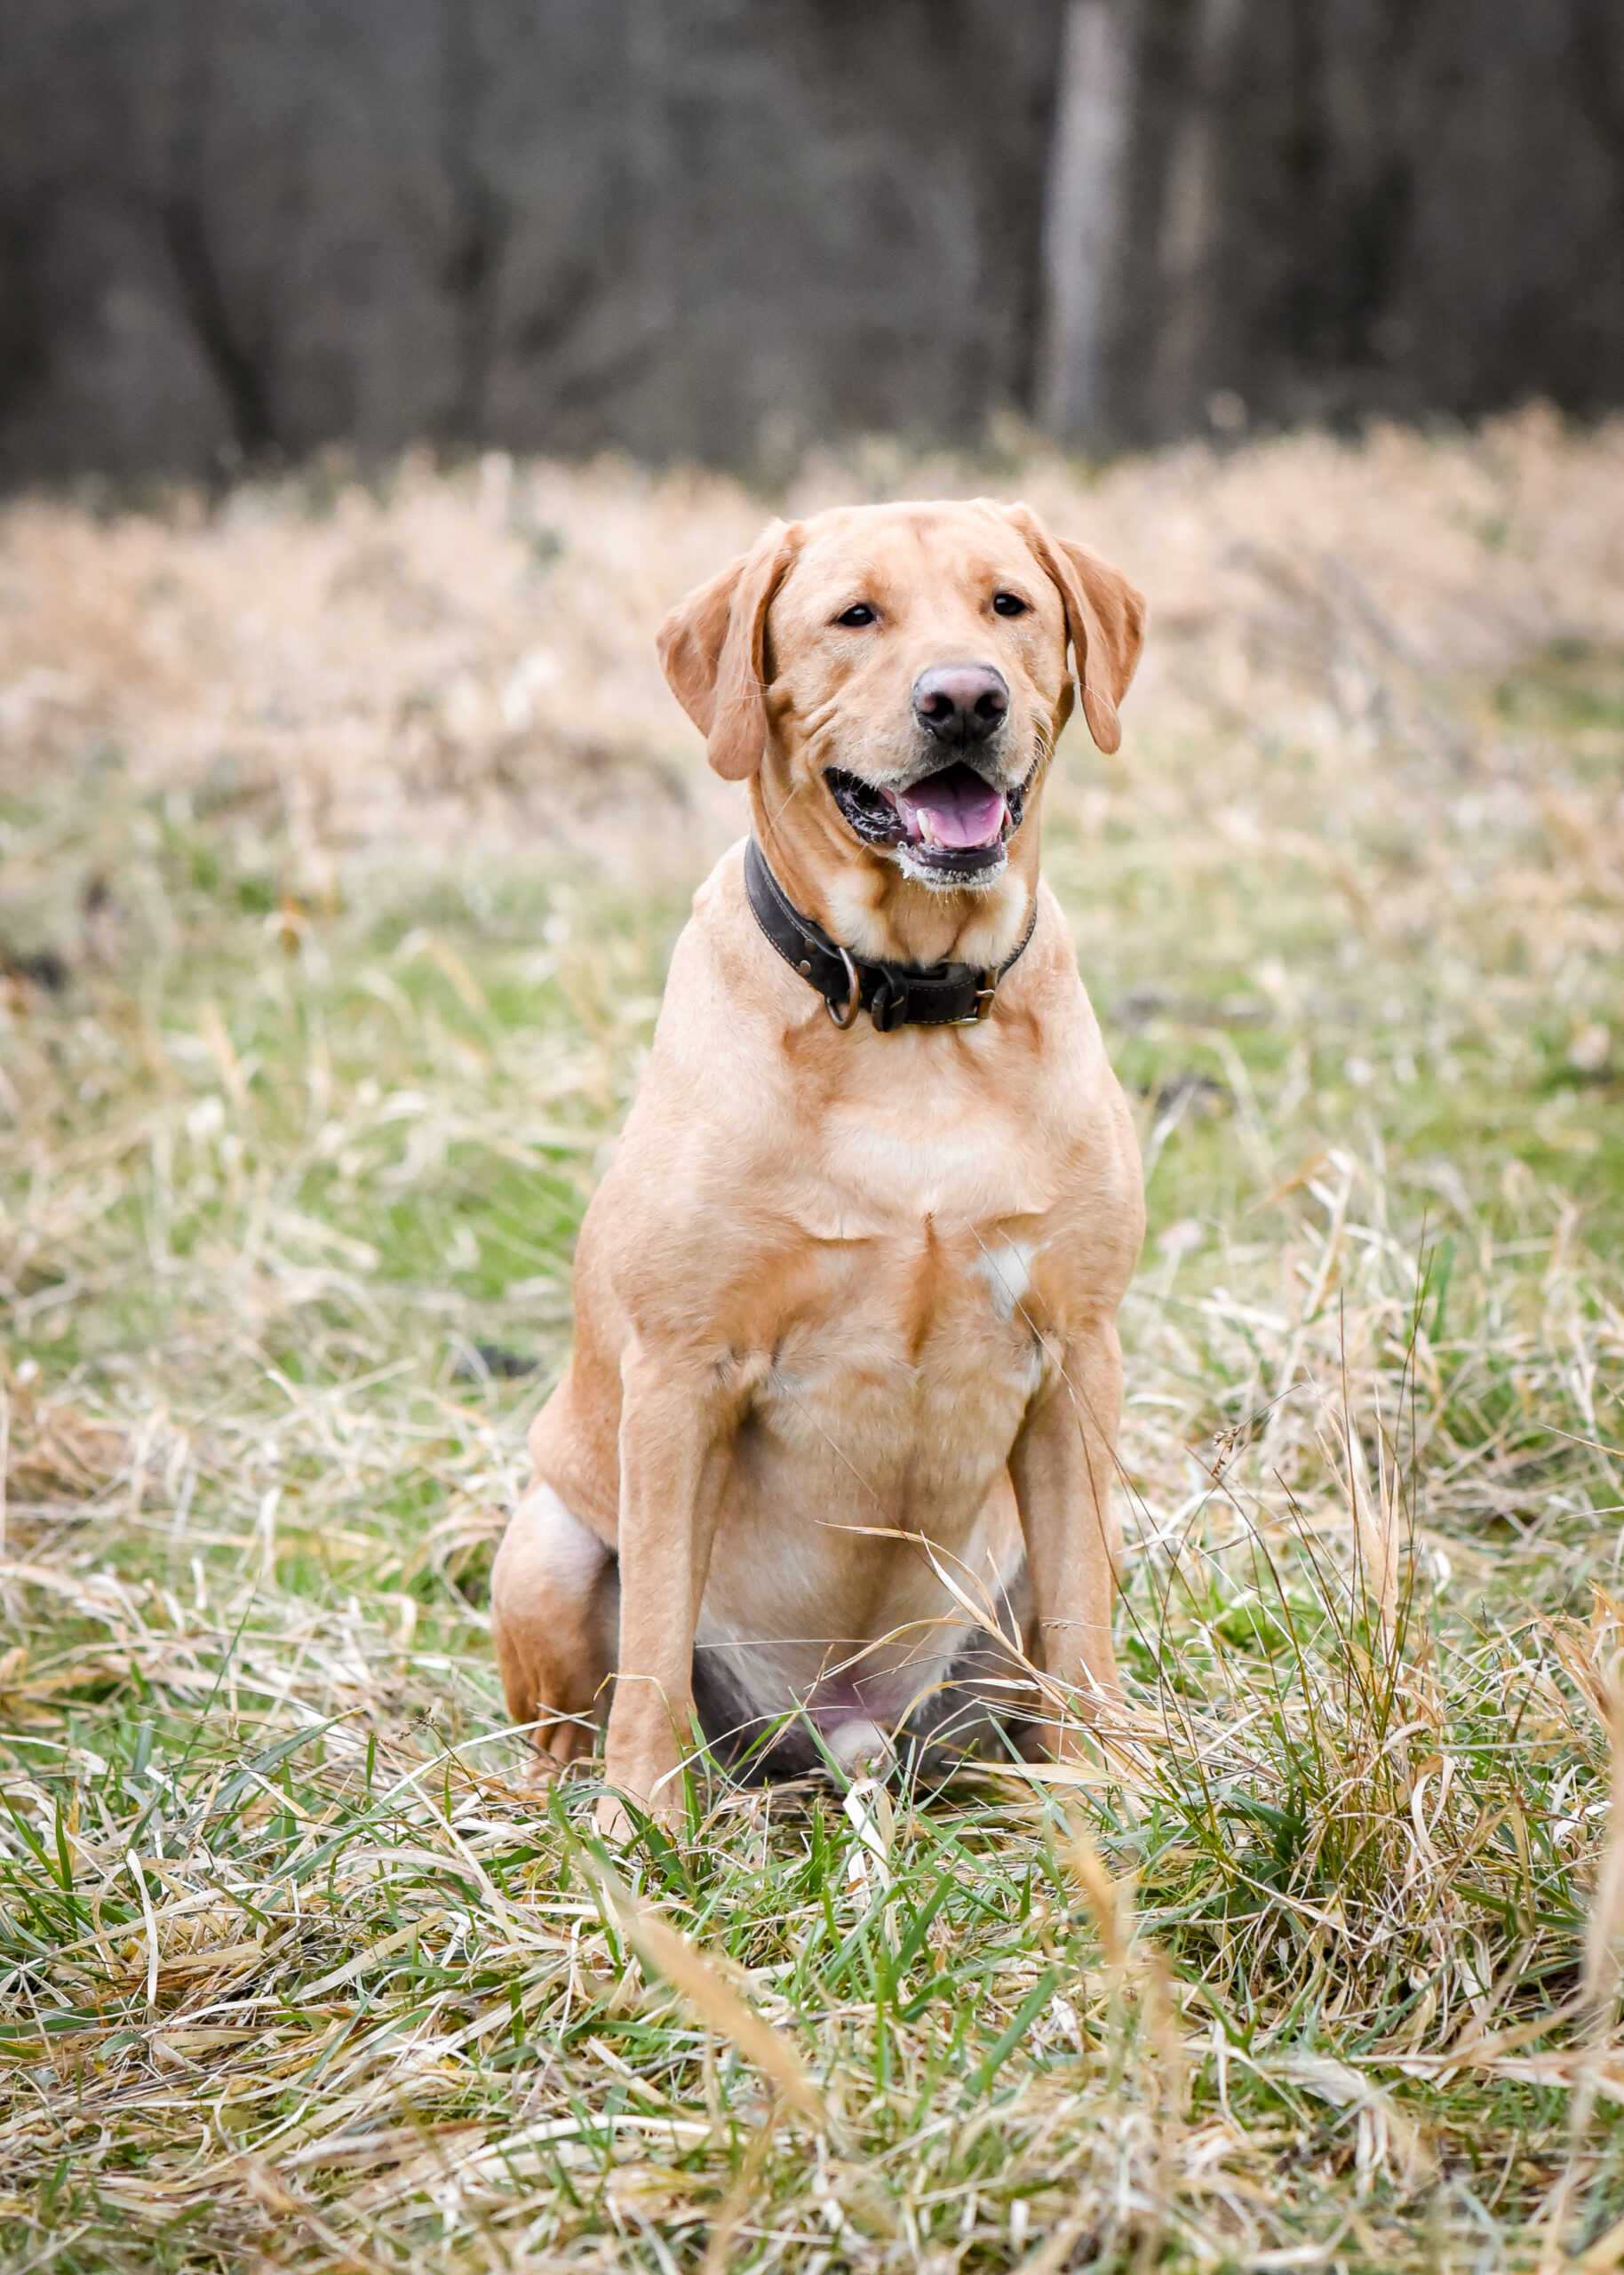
[[1143, 0, 1244, 437], [1037, 0, 1136, 448]]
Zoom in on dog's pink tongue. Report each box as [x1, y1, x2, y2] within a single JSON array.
[[896, 771, 1007, 849]]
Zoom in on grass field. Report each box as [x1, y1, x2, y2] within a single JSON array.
[[4, 410, 1624, 2271]]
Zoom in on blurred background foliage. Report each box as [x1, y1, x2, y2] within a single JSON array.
[[0, 1, 1620, 484]]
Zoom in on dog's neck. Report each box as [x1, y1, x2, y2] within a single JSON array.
[[749, 778, 1043, 972]]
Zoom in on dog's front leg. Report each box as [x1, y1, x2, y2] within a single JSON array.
[[1008, 1318, 1125, 1756], [599, 1342, 734, 1837]]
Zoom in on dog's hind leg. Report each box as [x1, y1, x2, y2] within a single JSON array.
[[491, 1481, 619, 1767]]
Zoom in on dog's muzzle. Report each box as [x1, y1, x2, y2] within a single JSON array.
[[824, 759, 1033, 878]]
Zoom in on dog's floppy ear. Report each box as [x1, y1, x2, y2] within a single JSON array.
[[1005, 504, 1144, 755], [656, 520, 801, 781]]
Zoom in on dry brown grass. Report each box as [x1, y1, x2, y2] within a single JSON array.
[[3, 408, 1624, 2271]]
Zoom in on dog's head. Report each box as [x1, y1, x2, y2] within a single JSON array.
[[657, 499, 1143, 944]]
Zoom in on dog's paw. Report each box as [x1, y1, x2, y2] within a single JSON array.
[[826, 1718, 896, 1776], [594, 1791, 636, 1844]]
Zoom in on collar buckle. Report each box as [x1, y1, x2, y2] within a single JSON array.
[[956, 971, 999, 1025], [825, 941, 862, 1029]]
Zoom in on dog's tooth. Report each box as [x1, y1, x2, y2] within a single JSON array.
[[918, 811, 937, 846]]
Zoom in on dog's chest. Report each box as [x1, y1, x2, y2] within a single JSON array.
[[787, 1087, 1060, 1243], [744, 1106, 1063, 1481]]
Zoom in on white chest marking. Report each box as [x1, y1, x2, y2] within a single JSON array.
[[974, 1239, 1036, 1322]]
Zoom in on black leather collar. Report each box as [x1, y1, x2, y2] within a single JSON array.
[[744, 837, 1038, 1033]]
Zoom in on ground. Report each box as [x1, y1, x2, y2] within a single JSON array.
[[3, 411, 1624, 2272]]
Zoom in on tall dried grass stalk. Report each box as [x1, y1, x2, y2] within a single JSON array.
[[1584, 1656, 1624, 2011]]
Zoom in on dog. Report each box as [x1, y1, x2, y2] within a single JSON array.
[[491, 498, 1146, 1831]]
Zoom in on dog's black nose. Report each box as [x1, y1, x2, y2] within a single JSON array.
[[912, 664, 1009, 744]]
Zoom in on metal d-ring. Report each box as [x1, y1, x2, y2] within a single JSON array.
[[826, 941, 862, 1028]]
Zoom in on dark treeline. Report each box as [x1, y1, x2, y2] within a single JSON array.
[[1, 0, 1620, 483]]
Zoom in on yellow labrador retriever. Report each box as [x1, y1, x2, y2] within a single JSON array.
[[491, 499, 1145, 1829]]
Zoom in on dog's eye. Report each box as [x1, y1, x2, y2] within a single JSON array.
[[835, 603, 878, 627], [992, 592, 1030, 618]]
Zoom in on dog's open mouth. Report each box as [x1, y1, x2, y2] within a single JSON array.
[[825, 762, 1028, 874]]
